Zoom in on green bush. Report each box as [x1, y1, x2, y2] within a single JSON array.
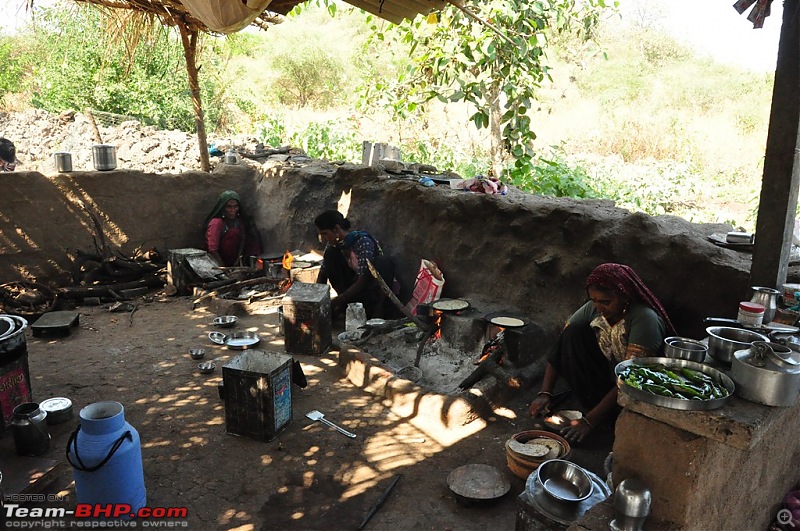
[[508, 147, 598, 198], [290, 118, 360, 162]]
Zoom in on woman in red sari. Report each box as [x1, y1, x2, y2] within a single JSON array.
[[204, 190, 261, 267], [529, 263, 675, 443]]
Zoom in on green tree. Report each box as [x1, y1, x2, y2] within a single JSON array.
[[0, 35, 30, 102], [20, 2, 224, 131], [272, 48, 345, 108], [360, 0, 616, 179]]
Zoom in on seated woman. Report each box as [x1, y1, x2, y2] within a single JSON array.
[[529, 263, 675, 444], [204, 190, 262, 267], [313, 210, 396, 319]]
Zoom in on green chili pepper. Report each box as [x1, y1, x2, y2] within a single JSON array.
[[680, 368, 713, 384], [642, 382, 677, 398], [637, 368, 672, 386], [625, 374, 643, 390], [669, 382, 707, 399]]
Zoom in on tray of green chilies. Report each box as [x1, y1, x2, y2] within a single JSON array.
[[615, 357, 735, 411]]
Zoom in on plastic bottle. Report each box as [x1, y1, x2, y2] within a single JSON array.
[[345, 303, 367, 332]]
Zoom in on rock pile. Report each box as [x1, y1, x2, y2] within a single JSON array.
[[0, 109, 257, 174]]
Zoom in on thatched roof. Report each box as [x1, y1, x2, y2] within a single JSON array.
[[68, 0, 447, 34]]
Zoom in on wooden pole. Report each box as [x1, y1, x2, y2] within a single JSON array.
[[192, 277, 283, 308], [366, 260, 429, 332], [751, 0, 800, 289], [177, 24, 211, 172]]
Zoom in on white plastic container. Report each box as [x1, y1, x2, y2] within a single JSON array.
[[738, 301, 765, 327]]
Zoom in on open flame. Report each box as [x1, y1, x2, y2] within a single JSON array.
[[432, 310, 443, 340], [282, 250, 294, 271]]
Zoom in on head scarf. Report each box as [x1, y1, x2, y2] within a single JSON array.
[[204, 190, 241, 229], [586, 263, 676, 335]]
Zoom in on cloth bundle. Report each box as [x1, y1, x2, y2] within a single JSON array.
[[463, 176, 508, 195]]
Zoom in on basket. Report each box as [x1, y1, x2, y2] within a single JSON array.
[[504, 430, 571, 480]]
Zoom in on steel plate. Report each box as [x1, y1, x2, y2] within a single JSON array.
[[615, 357, 735, 411], [447, 464, 510, 501], [224, 331, 261, 349]]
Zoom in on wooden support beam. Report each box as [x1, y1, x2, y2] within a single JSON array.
[[751, 0, 800, 290], [366, 259, 430, 332]]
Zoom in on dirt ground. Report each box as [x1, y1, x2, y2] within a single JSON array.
[[1, 293, 614, 530]]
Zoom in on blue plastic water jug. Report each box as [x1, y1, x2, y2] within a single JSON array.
[[66, 402, 146, 512]]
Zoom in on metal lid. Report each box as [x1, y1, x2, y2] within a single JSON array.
[[739, 301, 765, 313], [40, 397, 72, 413], [743, 342, 800, 373]]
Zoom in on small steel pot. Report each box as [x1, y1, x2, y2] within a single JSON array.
[[731, 341, 800, 406], [663, 337, 708, 363], [706, 326, 769, 363], [53, 152, 73, 172], [92, 144, 117, 171]]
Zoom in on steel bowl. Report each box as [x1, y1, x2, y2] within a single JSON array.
[[535, 459, 594, 503], [664, 336, 708, 363], [706, 326, 769, 363], [189, 348, 206, 360], [197, 361, 216, 374], [213, 315, 238, 328]]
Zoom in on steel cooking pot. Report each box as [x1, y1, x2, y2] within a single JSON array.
[[706, 326, 769, 363], [663, 336, 708, 363], [92, 144, 117, 171], [731, 341, 800, 406], [53, 152, 73, 172]]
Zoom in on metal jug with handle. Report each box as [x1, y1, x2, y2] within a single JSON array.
[[11, 402, 51, 456], [750, 286, 780, 324]]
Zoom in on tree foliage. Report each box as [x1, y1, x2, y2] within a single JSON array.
[[19, 3, 224, 131], [359, 0, 617, 180]]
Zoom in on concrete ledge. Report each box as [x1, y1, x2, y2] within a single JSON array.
[[611, 403, 800, 530], [617, 391, 794, 450]]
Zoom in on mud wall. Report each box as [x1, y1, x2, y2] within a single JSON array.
[[0, 160, 751, 340]]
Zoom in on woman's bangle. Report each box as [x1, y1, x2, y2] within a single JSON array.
[[537, 391, 552, 398], [582, 417, 594, 429]]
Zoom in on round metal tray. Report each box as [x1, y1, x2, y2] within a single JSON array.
[[615, 357, 735, 411], [224, 331, 261, 349]]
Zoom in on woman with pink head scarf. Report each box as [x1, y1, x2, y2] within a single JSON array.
[[529, 263, 674, 444]]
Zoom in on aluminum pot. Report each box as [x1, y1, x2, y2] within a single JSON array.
[[706, 326, 769, 363], [53, 152, 73, 172], [663, 336, 708, 363], [731, 341, 800, 406], [92, 144, 117, 171]]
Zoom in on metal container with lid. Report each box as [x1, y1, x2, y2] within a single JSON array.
[[731, 341, 800, 406], [40, 397, 73, 425], [92, 144, 117, 171]]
